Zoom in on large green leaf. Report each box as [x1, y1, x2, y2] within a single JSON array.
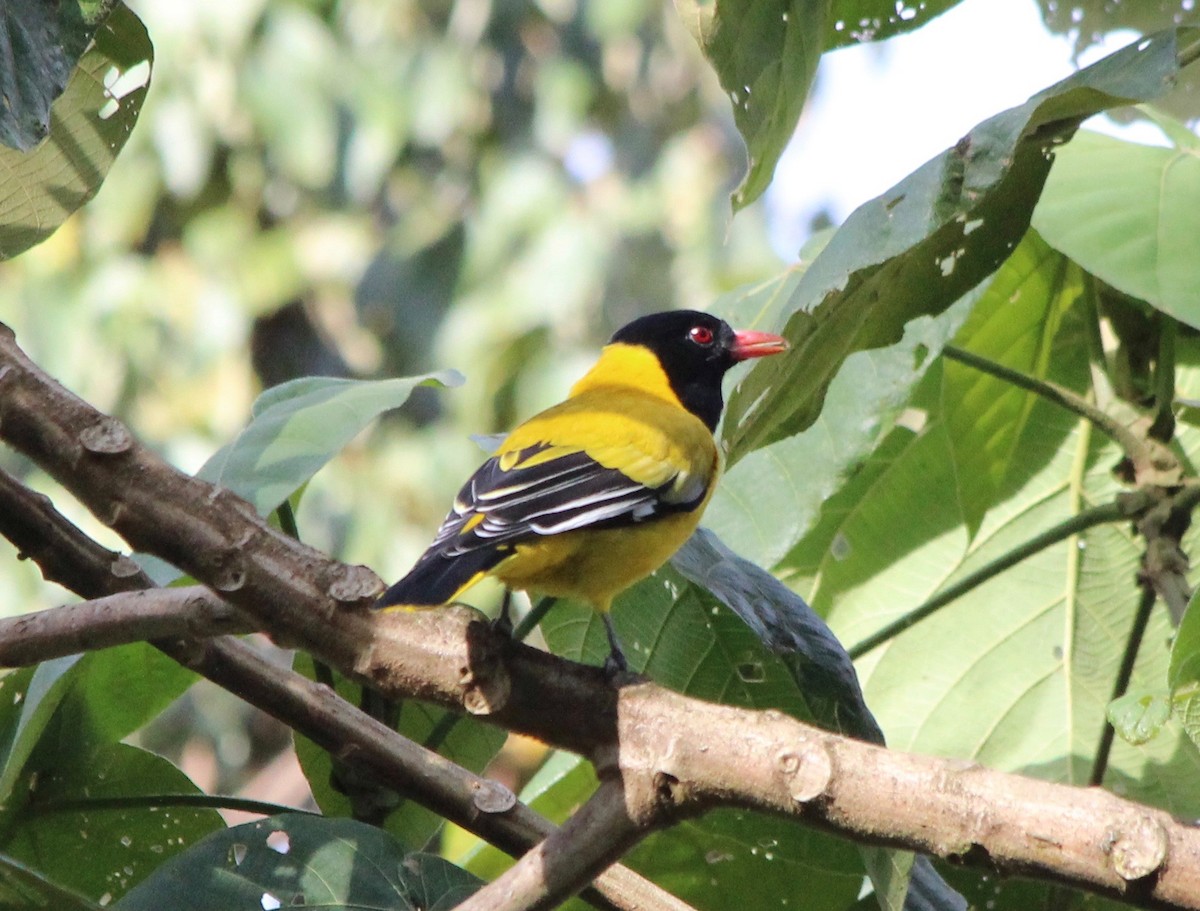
[[0, 1, 116, 150], [0, 3, 151, 258], [115, 814, 481, 911], [790, 303, 1200, 818], [1169, 502, 1200, 753], [941, 231, 1079, 535], [709, 261, 972, 569], [59, 643, 197, 745], [722, 27, 1195, 462], [674, 0, 828, 211], [1032, 126, 1200, 328], [0, 659, 80, 811], [3, 742, 222, 904], [198, 372, 463, 516], [0, 654, 214, 904]]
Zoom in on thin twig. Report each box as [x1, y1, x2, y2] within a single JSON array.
[[28, 794, 315, 818], [848, 496, 1146, 659], [943, 344, 1151, 463], [1090, 585, 1158, 788], [0, 587, 251, 666]]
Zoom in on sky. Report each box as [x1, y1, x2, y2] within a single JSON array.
[[765, 0, 1163, 256]]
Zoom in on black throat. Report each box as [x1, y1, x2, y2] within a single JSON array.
[[652, 348, 727, 432]]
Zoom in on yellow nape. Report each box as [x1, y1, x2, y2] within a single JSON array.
[[568, 342, 681, 406]]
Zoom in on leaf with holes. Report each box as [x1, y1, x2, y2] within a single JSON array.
[[722, 28, 1195, 461], [0, 4, 151, 258], [675, 0, 828, 211], [0, 0, 118, 150], [115, 814, 481, 911]]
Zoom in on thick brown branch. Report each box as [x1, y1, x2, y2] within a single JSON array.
[[4, 323, 1200, 910]]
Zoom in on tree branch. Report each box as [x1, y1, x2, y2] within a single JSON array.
[[0, 586, 250, 665], [457, 780, 644, 911], [4, 323, 1200, 909], [0, 430, 692, 911]]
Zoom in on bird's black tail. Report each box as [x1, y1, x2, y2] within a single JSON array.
[[375, 546, 508, 609]]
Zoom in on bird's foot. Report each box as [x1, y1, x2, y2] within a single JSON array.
[[602, 614, 632, 679], [602, 648, 630, 679], [491, 589, 515, 638]]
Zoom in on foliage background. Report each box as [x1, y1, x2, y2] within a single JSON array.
[[2, 0, 1200, 909]]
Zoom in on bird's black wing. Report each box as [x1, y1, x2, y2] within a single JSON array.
[[377, 443, 706, 606]]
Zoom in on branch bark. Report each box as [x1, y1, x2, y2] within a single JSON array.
[[0, 425, 692, 911], [0, 586, 249, 665], [4, 322, 1200, 911]]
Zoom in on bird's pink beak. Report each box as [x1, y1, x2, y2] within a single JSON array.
[[730, 329, 789, 362]]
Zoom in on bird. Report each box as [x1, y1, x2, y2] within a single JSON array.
[[376, 309, 788, 671]]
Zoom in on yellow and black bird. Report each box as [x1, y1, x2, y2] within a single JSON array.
[[377, 310, 788, 669]]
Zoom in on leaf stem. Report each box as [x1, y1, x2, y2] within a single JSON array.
[[1178, 33, 1200, 70], [848, 497, 1146, 659], [513, 596, 558, 641], [943, 344, 1150, 463], [30, 793, 316, 818], [1150, 315, 1177, 442], [1089, 584, 1157, 787], [275, 499, 301, 539]]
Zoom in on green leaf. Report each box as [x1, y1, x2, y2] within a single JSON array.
[[791, 310, 1200, 816], [0, 853, 105, 910], [942, 231, 1080, 535], [675, 0, 828, 211], [0, 4, 152, 258], [722, 27, 1194, 461], [824, 0, 964, 49], [2, 742, 223, 904], [709, 264, 971, 569], [59, 643, 197, 746], [198, 372, 464, 516], [1107, 691, 1171, 746], [115, 814, 481, 911], [1032, 127, 1200, 328], [0, 658, 81, 809], [672, 529, 883, 743], [0, 1, 117, 150], [1169, 589, 1200, 750], [1169, 588, 1200, 692]]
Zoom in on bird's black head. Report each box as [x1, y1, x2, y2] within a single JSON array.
[[610, 310, 787, 431]]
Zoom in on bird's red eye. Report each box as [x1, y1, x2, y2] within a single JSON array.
[[689, 325, 714, 346]]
